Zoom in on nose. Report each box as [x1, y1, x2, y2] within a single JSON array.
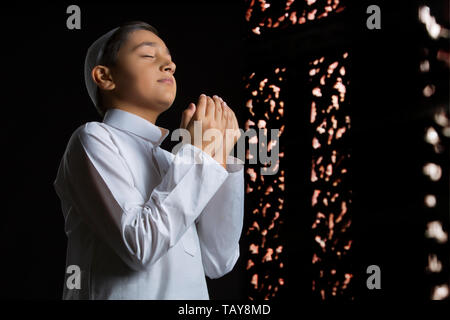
[[161, 59, 176, 75]]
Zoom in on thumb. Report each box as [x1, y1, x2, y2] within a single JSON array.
[[180, 103, 196, 129]]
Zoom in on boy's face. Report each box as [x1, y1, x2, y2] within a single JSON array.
[[110, 29, 176, 113]]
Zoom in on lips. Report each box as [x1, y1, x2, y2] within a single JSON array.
[[157, 78, 174, 85]]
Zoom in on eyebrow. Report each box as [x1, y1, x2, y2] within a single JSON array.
[[131, 41, 171, 57]]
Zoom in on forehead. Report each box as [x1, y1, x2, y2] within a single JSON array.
[[124, 29, 167, 51]]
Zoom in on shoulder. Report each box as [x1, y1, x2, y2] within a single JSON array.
[[68, 121, 119, 154], [77, 121, 110, 140]]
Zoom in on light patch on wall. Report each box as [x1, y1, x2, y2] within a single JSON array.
[[308, 51, 353, 300], [243, 66, 287, 300], [245, 0, 347, 36]]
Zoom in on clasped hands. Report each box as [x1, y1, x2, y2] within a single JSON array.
[[180, 94, 241, 169]]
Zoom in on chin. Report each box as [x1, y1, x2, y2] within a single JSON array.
[[154, 97, 175, 112], [161, 101, 174, 112], [160, 92, 176, 109]]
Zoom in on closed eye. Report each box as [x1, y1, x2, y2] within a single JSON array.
[[142, 55, 154, 58]]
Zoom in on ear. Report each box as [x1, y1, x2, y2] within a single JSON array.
[[92, 65, 115, 91]]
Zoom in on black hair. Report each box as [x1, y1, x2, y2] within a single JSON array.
[[97, 21, 160, 116]]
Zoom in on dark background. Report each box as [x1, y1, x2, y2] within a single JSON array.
[[0, 0, 448, 304]]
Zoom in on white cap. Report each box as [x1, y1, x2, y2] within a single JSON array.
[[84, 27, 120, 116]]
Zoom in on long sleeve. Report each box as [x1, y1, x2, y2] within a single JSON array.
[[54, 123, 229, 272], [195, 155, 245, 279]]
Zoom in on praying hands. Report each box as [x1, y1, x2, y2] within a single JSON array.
[[180, 94, 241, 169]]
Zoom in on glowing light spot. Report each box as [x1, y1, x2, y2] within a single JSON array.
[[427, 254, 442, 273], [312, 87, 322, 97], [328, 61, 339, 74], [420, 60, 430, 72], [249, 244, 259, 254], [312, 253, 320, 264], [247, 168, 257, 182], [269, 84, 281, 98], [311, 102, 317, 123], [422, 162, 442, 181], [424, 194, 437, 207], [274, 211, 280, 221], [262, 203, 271, 217], [336, 127, 346, 139], [245, 119, 256, 130], [246, 99, 255, 116], [423, 84, 436, 97], [425, 126, 439, 145], [289, 11, 298, 24], [434, 108, 449, 127], [312, 137, 321, 149], [257, 119, 267, 129], [259, 78, 268, 90], [344, 240, 352, 250], [251, 274, 258, 289], [311, 168, 318, 182], [249, 135, 258, 144], [418, 6, 442, 39], [268, 139, 277, 152], [431, 284, 449, 300], [307, 9, 317, 20], [312, 189, 321, 206], [315, 235, 326, 249], [262, 248, 274, 262], [425, 221, 448, 244]]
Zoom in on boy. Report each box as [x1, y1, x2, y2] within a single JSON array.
[[53, 21, 244, 300]]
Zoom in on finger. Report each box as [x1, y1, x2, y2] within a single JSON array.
[[195, 94, 207, 119], [212, 95, 223, 122], [220, 99, 227, 120], [222, 104, 238, 137], [205, 96, 215, 119], [227, 106, 237, 127], [231, 111, 241, 141], [223, 104, 233, 128], [219, 102, 227, 126], [223, 107, 233, 140], [232, 110, 238, 129], [181, 103, 196, 129]]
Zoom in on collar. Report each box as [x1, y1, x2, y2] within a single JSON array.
[[103, 108, 170, 146]]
